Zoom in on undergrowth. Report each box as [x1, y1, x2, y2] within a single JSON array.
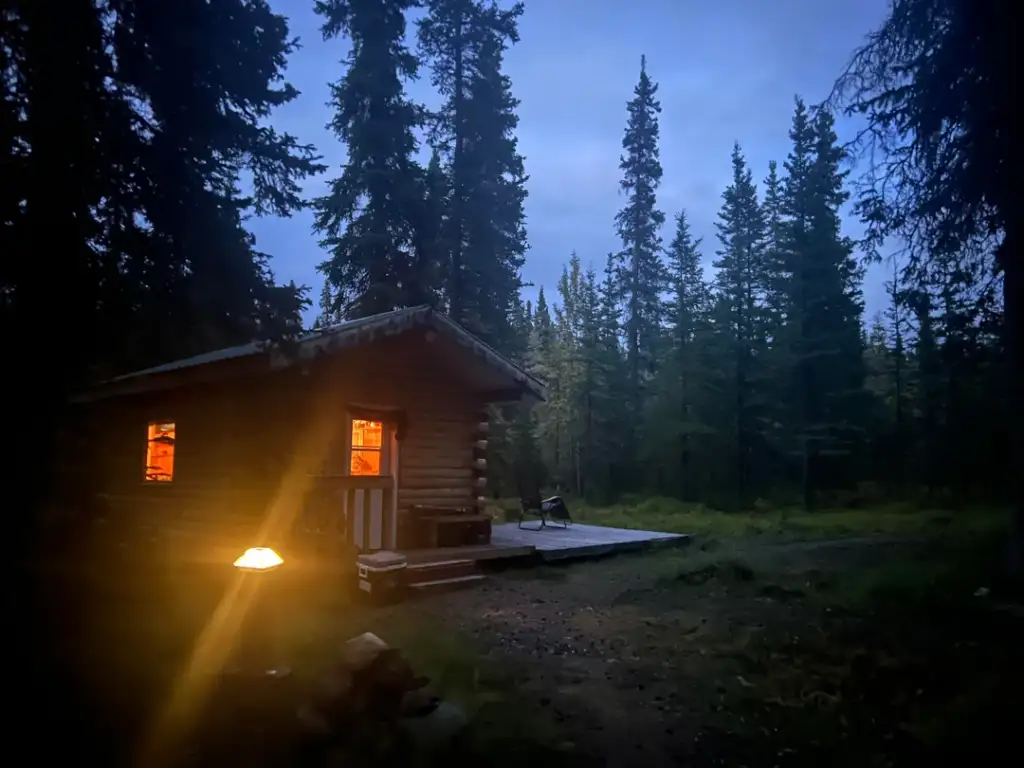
[[486, 495, 1008, 541], [667, 528, 1024, 766]]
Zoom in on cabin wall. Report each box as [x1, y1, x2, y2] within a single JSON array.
[[398, 406, 481, 510], [79, 369, 316, 518], [320, 334, 490, 513], [73, 330, 501, 556]]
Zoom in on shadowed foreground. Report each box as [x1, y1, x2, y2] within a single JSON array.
[[19, 516, 1024, 767]]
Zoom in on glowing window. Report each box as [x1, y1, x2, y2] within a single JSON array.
[[145, 422, 176, 482], [350, 419, 383, 476]]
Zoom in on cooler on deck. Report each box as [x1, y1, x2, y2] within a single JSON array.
[[356, 550, 408, 602]]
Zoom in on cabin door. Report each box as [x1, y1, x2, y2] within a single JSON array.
[[346, 414, 400, 551]]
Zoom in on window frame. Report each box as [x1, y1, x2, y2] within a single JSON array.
[[347, 416, 387, 477], [143, 419, 178, 484]]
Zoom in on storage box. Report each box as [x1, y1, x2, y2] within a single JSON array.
[[356, 550, 408, 602]]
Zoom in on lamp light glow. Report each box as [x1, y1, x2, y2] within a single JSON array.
[[233, 547, 283, 570]]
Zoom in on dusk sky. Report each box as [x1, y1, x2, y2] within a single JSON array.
[[252, 0, 891, 327]]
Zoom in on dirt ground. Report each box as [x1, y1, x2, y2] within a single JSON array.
[[25, 531, 1022, 767], [359, 535, 947, 767]]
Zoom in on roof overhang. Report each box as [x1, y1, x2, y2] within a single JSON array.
[[73, 306, 547, 404]]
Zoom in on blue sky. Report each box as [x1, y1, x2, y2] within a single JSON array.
[[252, 0, 891, 326]]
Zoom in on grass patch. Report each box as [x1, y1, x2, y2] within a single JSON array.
[[669, 558, 756, 586], [834, 556, 964, 607], [690, 527, 1024, 765], [486, 495, 1009, 541], [828, 532, 1006, 610]]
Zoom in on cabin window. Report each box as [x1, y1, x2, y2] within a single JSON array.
[[350, 419, 383, 476], [145, 421, 176, 482]]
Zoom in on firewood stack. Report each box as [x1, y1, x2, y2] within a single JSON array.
[[296, 632, 467, 765]]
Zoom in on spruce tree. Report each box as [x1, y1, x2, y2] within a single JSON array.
[[533, 286, 554, 350], [552, 256, 585, 489], [882, 255, 909, 486], [418, 0, 478, 318], [778, 99, 865, 508], [777, 98, 816, 506], [575, 264, 607, 499], [126, 1, 322, 355], [612, 55, 667, 474], [314, 0, 433, 318], [530, 287, 562, 479], [595, 252, 631, 498], [460, 2, 527, 350], [418, 0, 527, 350], [654, 210, 711, 498], [711, 142, 767, 507], [666, 210, 709, 353], [761, 160, 787, 329], [407, 148, 450, 308]]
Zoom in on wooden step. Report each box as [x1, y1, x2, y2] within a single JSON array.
[[408, 574, 486, 594], [406, 558, 478, 583]]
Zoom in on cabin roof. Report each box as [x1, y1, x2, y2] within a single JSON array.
[[80, 306, 546, 403]]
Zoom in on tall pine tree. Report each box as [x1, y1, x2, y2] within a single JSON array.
[[460, 1, 527, 351], [778, 99, 865, 508], [611, 55, 667, 478], [651, 210, 711, 498], [418, 0, 479, 319], [314, 0, 436, 318], [711, 143, 768, 508], [418, 0, 527, 351]]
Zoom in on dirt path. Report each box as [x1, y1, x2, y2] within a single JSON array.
[[382, 534, 929, 767]]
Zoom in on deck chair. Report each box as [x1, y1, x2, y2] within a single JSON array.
[[516, 474, 572, 530]]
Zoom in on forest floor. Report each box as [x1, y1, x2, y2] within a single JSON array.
[[24, 504, 1024, 767], [331, 525, 1024, 767]]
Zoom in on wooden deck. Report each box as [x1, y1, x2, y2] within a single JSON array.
[[491, 522, 689, 562], [401, 523, 689, 565], [400, 541, 535, 565]]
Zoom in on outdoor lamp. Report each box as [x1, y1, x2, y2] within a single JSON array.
[[228, 547, 290, 679], [234, 547, 284, 571]]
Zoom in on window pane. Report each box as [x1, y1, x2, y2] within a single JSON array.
[[351, 419, 383, 448], [350, 448, 381, 476], [146, 422, 176, 482]]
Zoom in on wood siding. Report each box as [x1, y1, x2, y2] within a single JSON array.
[[321, 333, 489, 513], [398, 407, 478, 510], [73, 329, 495, 556]]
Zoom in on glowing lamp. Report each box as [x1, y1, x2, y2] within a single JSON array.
[[233, 547, 283, 571], [227, 547, 290, 679]]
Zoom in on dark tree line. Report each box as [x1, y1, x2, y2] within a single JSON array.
[[313, 0, 529, 354], [491, 49, 1014, 519], [2, 0, 323, 527], [829, 0, 1021, 560]]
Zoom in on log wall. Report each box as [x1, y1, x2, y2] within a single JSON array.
[[70, 329, 499, 557], [322, 334, 490, 513]]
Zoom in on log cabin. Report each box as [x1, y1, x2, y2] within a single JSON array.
[[69, 306, 545, 566]]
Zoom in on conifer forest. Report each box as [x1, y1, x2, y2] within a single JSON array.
[[4, 1, 1017, 524]]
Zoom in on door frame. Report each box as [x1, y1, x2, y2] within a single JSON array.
[[344, 405, 400, 550]]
